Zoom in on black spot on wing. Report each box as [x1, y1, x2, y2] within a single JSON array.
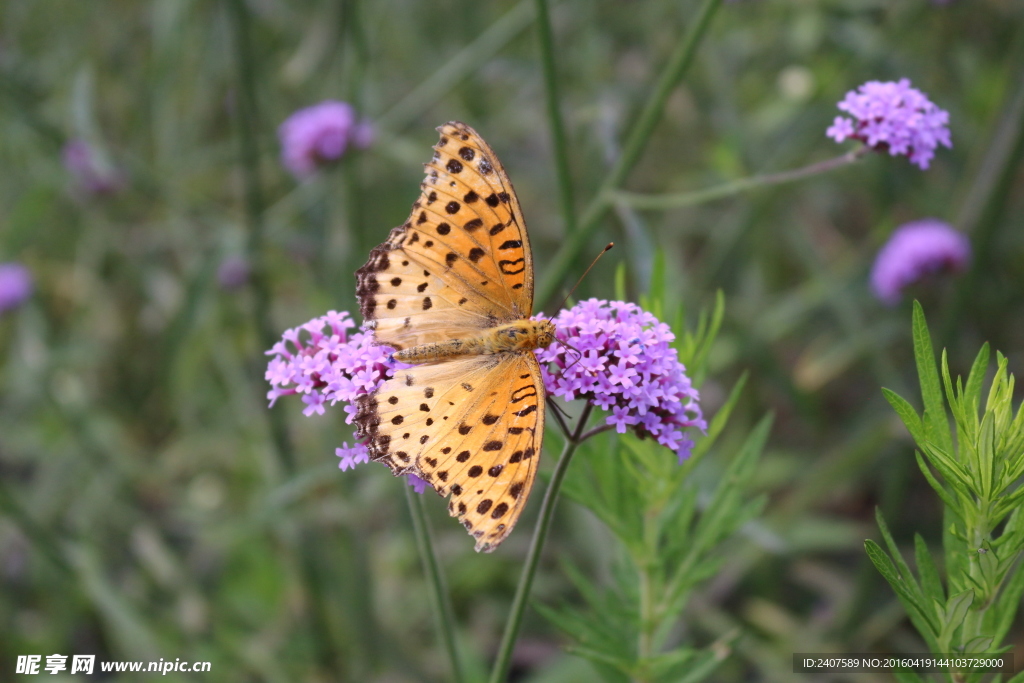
[[499, 258, 526, 275]]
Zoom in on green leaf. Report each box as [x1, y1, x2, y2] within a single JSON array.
[[914, 534, 945, 604], [915, 451, 959, 511], [648, 249, 666, 305], [963, 636, 993, 654], [865, 540, 940, 642], [963, 342, 991, 444], [912, 302, 953, 454], [688, 290, 725, 385], [687, 371, 748, 466], [667, 647, 729, 683], [883, 387, 926, 444], [964, 343, 991, 408], [943, 589, 974, 632], [919, 442, 975, 499], [614, 260, 627, 302], [563, 644, 635, 675], [977, 412, 997, 500], [875, 508, 922, 597]]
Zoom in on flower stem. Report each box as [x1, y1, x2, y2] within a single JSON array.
[[533, 0, 577, 236], [226, 0, 339, 673], [0, 481, 72, 576], [377, 1, 535, 133], [940, 33, 1024, 348], [489, 402, 594, 683], [405, 486, 464, 683], [610, 148, 868, 210], [536, 0, 723, 306]]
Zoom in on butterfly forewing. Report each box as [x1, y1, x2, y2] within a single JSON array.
[[356, 122, 534, 351]]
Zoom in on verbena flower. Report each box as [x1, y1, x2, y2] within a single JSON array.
[[278, 101, 374, 179], [826, 78, 951, 170], [217, 256, 250, 290], [0, 262, 33, 313], [62, 139, 124, 196], [536, 299, 705, 463], [870, 219, 970, 306], [264, 310, 424, 489]]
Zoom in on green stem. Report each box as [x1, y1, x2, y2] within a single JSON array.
[[0, 481, 72, 575], [533, 0, 577, 236], [489, 402, 593, 683], [611, 147, 868, 210], [536, 0, 723, 306], [940, 29, 1024, 349], [405, 485, 465, 683], [226, 0, 340, 673], [376, 1, 535, 132], [636, 506, 661, 673]]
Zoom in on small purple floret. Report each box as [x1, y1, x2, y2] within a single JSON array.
[[870, 219, 970, 305], [826, 78, 951, 170], [536, 299, 706, 462], [278, 101, 374, 179], [0, 263, 33, 313]]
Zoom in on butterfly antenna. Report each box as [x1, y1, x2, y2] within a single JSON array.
[[546, 395, 573, 423], [560, 340, 584, 371], [554, 243, 614, 313]]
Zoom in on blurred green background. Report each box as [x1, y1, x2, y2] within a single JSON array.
[[2, 0, 1023, 680]]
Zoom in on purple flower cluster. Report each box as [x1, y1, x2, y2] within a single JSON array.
[[536, 299, 705, 462], [278, 101, 374, 179], [264, 310, 426, 489], [62, 139, 124, 196], [870, 219, 970, 306], [826, 79, 951, 170], [0, 263, 33, 314]]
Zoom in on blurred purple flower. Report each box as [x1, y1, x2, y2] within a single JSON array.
[[217, 256, 250, 290], [536, 299, 706, 462], [278, 101, 374, 179], [62, 139, 124, 195], [266, 310, 423, 490], [826, 78, 951, 170], [870, 219, 970, 305], [0, 262, 33, 313]]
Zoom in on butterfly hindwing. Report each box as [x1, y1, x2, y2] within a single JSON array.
[[354, 352, 545, 553]]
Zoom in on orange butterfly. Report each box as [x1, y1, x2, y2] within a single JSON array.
[[354, 122, 554, 552]]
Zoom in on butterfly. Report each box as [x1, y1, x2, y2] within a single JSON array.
[[354, 121, 554, 553]]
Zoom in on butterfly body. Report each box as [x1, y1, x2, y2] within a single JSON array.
[[355, 121, 550, 552], [393, 320, 556, 364]]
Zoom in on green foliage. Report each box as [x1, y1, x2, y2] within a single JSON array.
[[872, 303, 1024, 676], [539, 294, 765, 682]]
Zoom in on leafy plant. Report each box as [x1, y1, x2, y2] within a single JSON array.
[[869, 302, 1024, 682]]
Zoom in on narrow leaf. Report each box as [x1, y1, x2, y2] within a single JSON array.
[[912, 302, 953, 454], [914, 534, 945, 603], [883, 388, 925, 444]]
